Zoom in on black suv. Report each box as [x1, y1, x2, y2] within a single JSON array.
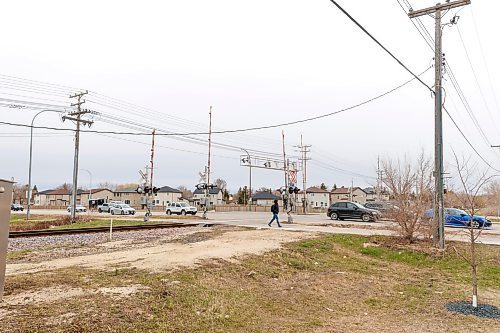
[[327, 201, 380, 222]]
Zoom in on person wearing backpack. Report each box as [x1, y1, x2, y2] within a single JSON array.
[[268, 199, 281, 227]]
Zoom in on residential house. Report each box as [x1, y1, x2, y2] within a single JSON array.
[[363, 187, 391, 202], [112, 188, 142, 206], [153, 186, 182, 206], [35, 188, 85, 207], [251, 191, 282, 206], [330, 186, 367, 204], [79, 188, 115, 208], [34, 189, 53, 206], [192, 188, 224, 208], [301, 187, 330, 209]]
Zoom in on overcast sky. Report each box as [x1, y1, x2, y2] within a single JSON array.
[[1, 0, 499, 193]]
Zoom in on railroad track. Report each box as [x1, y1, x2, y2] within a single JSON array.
[[9, 222, 204, 238]]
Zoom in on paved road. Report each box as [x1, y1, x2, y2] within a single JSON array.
[[13, 210, 500, 245]]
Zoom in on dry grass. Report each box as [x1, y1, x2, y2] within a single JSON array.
[[2, 234, 499, 333]]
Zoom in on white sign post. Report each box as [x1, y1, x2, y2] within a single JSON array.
[[0, 178, 14, 302]]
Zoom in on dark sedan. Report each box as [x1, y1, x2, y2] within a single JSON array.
[[327, 201, 381, 222]]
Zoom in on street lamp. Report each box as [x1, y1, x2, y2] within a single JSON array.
[[26, 109, 63, 219], [80, 169, 92, 210], [241, 148, 252, 209]]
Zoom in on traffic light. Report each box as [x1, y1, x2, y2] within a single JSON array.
[[288, 186, 294, 194], [196, 183, 207, 190], [293, 187, 300, 194], [144, 186, 151, 194], [136, 186, 143, 194], [152, 187, 160, 194]]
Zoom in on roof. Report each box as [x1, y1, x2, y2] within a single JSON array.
[[38, 189, 54, 195], [158, 186, 182, 193], [114, 187, 138, 193], [193, 188, 221, 195], [80, 188, 112, 195], [331, 187, 366, 195], [364, 187, 375, 194], [251, 191, 280, 200], [331, 187, 350, 194], [43, 188, 85, 195], [306, 186, 329, 193]]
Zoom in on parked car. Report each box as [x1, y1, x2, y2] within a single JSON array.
[[110, 203, 136, 215], [363, 202, 398, 217], [166, 202, 197, 215], [327, 201, 381, 222], [98, 202, 116, 213], [67, 205, 87, 212], [424, 208, 492, 229], [11, 203, 24, 211]]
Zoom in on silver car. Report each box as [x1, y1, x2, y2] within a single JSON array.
[[110, 204, 136, 215]]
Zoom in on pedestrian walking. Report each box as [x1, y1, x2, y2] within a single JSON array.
[[268, 199, 281, 227]]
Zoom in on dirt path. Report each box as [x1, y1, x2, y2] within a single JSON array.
[[6, 229, 316, 276]]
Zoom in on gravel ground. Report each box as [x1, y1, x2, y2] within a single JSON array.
[[7, 227, 206, 263], [446, 301, 500, 319]]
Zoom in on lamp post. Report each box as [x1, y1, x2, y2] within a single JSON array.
[[26, 109, 62, 219], [241, 148, 252, 209], [80, 169, 92, 210]]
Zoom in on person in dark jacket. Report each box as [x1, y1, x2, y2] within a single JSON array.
[[268, 199, 281, 227]]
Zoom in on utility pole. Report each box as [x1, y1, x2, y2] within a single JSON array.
[[204, 107, 213, 219], [296, 136, 311, 214], [65, 91, 92, 223], [408, 0, 470, 250], [145, 129, 156, 221]]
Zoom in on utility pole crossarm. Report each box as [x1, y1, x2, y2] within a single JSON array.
[[408, 0, 471, 18]]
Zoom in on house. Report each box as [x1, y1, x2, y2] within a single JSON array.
[[363, 187, 391, 202], [80, 188, 115, 208], [299, 187, 330, 209], [34, 189, 53, 206], [330, 186, 367, 204], [112, 188, 142, 206], [35, 188, 85, 207], [153, 186, 182, 206], [251, 191, 282, 206], [192, 188, 224, 208]]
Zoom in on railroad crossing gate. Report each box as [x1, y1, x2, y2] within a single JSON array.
[[0, 178, 14, 302]]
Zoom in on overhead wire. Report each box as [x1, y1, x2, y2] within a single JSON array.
[[392, 0, 500, 169]]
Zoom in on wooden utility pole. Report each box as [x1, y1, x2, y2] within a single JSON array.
[[204, 107, 212, 219], [65, 91, 92, 223], [297, 135, 311, 214], [144, 129, 156, 221], [408, 0, 471, 250]]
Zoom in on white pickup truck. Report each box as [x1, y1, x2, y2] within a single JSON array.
[[98, 202, 123, 213]]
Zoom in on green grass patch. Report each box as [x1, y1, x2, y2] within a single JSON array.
[[3, 233, 500, 333]]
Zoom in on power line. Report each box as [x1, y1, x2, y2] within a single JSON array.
[[393, 0, 499, 169], [0, 68, 429, 136], [328, 0, 433, 93]]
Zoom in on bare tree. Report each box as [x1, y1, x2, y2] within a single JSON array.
[[214, 178, 227, 190], [97, 181, 116, 191], [55, 183, 73, 191], [382, 152, 433, 243], [451, 153, 496, 308], [177, 185, 193, 199], [115, 183, 139, 190], [12, 184, 28, 204]]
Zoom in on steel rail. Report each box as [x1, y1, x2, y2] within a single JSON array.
[[9, 222, 201, 238]]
